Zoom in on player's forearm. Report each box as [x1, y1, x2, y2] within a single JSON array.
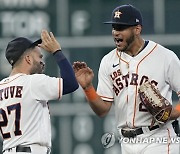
[[88, 99, 112, 117], [170, 103, 180, 120], [53, 50, 79, 94], [83, 85, 111, 117]]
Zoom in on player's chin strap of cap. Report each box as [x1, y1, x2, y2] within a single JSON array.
[[3, 145, 51, 154], [121, 120, 179, 138]]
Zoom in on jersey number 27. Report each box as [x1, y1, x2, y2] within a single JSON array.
[[0, 103, 22, 139]]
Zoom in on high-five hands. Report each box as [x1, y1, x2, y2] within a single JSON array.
[[38, 30, 61, 53], [73, 61, 94, 90]]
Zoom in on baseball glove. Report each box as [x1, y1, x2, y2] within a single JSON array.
[[138, 82, 172, 124]]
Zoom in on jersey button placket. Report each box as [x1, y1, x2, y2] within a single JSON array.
[[127, 60, 138, 127]]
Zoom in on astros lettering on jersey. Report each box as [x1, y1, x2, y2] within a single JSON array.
[[97, 40, 180, 128]]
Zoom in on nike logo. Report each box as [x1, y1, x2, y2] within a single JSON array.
[[112, 63, 119, 68]]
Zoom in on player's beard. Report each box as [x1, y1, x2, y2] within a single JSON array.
[[121, 32, 135, 52], [30, 60, 45, 74]]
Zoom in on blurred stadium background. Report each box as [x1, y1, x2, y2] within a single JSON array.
[[0, 0, 180, 153]]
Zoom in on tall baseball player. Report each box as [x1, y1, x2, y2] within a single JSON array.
[[73, 4, 180, 154], [0, 30, 79, 154]]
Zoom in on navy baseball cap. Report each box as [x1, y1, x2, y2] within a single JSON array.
[[6, 37, 42, 66], [104, 4, 143, 26]]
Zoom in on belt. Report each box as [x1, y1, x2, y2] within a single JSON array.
[[3, 145, 31, 153], [121, 125, 160, 138], [3, 145, 51, 154]]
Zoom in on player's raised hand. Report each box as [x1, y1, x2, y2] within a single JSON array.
[[73, 61, 94, 89], [39, 29, 61, 53]]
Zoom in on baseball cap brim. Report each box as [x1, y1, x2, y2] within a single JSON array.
[[31, 39, 42, 47], [103, 21, 138, 26]]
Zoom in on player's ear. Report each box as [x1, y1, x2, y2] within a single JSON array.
[[24, 54, 33, 65], [134, 25, 142, 35]]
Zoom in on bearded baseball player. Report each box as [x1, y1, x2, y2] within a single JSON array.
[[73, 4, 180, 154], [0, 30, 79, 153]]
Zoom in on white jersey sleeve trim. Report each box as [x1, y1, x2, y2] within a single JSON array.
[[58, 78, 63, 100], [99, 95, 114, 102]]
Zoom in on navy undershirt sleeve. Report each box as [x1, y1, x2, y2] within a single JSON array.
[[53, 50, 79, 95]]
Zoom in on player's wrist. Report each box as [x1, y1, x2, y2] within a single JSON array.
[[53, 49, 62, 55], [53, 50, 65, 62], [83, 85, 99, 102], [175, 104, 180, 112], [173, 104, 180, 118], [170, 107, 180, 120], [83, 84, 93, 90]]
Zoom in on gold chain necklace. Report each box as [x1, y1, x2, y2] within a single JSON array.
[[116, 40, 145, 75], [116, 49, 129, 75]]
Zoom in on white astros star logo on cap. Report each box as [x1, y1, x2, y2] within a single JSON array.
[[114, 10, 122, 18]]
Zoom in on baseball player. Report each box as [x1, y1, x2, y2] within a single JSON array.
[[0, 30, 79, 153], [73, 4, 180, 154]]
